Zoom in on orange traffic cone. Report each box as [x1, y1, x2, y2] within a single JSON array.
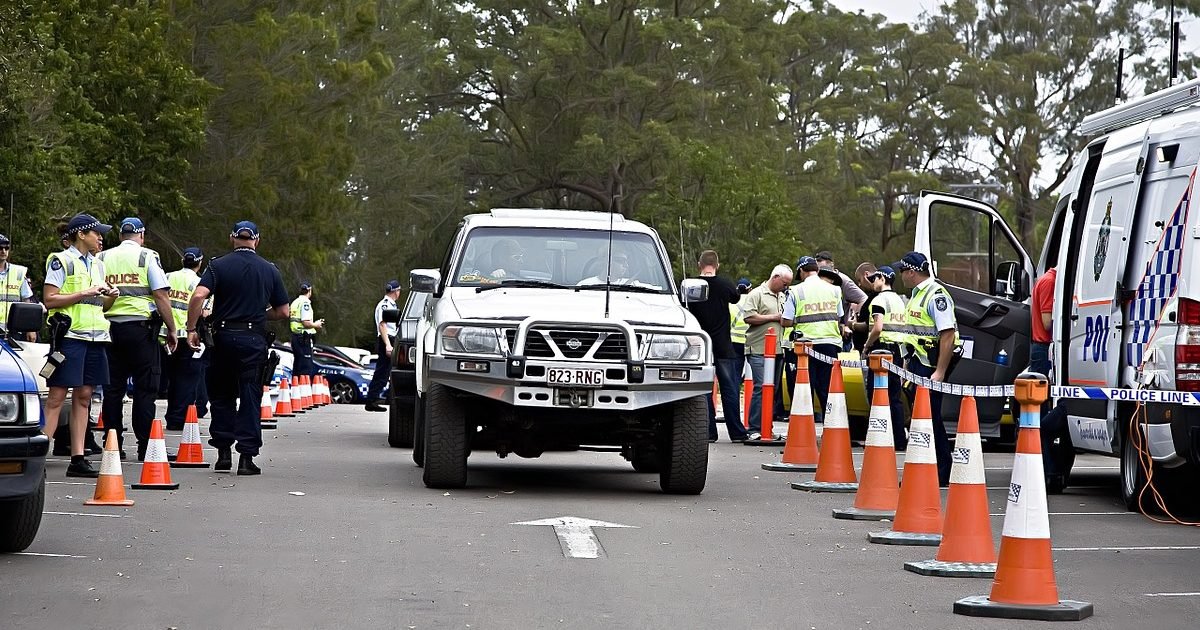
[[955, 374, 1093, 621], [92, 411, 105, 432], [745, 328, 784, 446], [172, 405, 209, 469], [290, 376, 306, 413], [311, 376, 323, 407], [274, 378, 294, 418], [833, 350, 898, 521], [260, 386, 274, 421], [301, 375, 314, 409], [132, 419, 179, 490], [741, 363, 752, 430], [905, 395, 997, 577], [320, 375, 331, 405], [764, 340, 819, 471], [84, 429, 134, 506], [793, 360, 857, 493], [869, 386, 943, 545]]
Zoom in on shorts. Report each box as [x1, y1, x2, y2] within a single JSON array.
[[46, 337, 110, 388]]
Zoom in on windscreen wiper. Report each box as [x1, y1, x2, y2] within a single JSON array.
[[476, 279, 571, 292], [575, 282, 663, 294]]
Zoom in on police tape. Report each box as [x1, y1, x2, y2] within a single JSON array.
[[802, 346, 1200, 405]]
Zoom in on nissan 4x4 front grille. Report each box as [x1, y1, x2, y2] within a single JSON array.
[[504, 328, 632, 360]]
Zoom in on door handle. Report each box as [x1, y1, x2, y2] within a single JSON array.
[[1070, 314, 1080, 321], [972, 303, 1009, 327]]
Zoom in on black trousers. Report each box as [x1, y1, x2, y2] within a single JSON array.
[[165, 342, 205, 427], [207, 330, 266, 456], [291, 333, 315, 377], [366, 335, 393, 402], [102, 320, 162, 449]]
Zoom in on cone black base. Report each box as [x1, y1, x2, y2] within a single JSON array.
[[761, 462, 817, 472], [904, 559, 995, 578], [953, 595, 1093, 621], [170, 462, 210, 469], [867, 531, 941, 546], [744, 437, 785, 446], [131, 482, 179, 490], [792, 480, 858, 493], [832, 507, 896, 521]]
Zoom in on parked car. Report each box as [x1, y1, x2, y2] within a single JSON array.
[[271, 343, 374, 405], [0, 303, 50, 553], [385, 290, 428, 448]]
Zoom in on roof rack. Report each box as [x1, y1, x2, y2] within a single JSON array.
[[1080, 77, 1200, 136]]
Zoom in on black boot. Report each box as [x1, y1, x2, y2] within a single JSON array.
[[66, 456, 99, 478], [214, 446, 232, 471], [365, 400, 386, 412], [84, 431, 103, 456], [237, 454, 261, 476]]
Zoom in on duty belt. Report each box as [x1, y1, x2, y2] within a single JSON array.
[[215, 321, 265, 332]]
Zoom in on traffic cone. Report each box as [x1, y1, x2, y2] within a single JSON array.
[[132, 419, 179, 490], [311, 375, 324, 406], [833, 350, 898, 521], [274, 378, 294, 418], [291, 376, 306, 413], [905, 395, 997, 577], [92, 411, 105, 432], [869, 386, 942, 545], [792, 360, 857, 493], [171, 405, 209, 469], [297, 375, 310, 410], [84, 429, 134, 506], [764, 341, 819, 471], [320, 375, 331, 405], [955, 373, 1093, 621], [745, 328, 785, 446], [741, 363, 752, 430], [260, 386, 274, 420]]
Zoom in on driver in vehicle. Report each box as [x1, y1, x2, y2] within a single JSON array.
[[488, 239, 524, 279]]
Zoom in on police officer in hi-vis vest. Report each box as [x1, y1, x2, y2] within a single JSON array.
[[163, 247, 205, 430], [289, 282, 323, 379], [99, 217, 178, 461], [781, 256, 844, 422], [896, 251, 960, 486], [43, 214, 119, 477], [862, 265, 910, 450], [0, 233, 37, 342]]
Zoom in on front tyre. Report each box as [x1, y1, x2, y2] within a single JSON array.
[[660, 396, 709, 495], [388, 392, 414, 448], [0, 472, 45, 553], [422, 383, 468, 488], [412, 392, 426, 467]]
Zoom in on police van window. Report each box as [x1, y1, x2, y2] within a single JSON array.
[[928, 201, 991, 294], [450, 227, 671, 292]]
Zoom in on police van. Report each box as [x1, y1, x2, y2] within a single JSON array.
[[914, 78, 1200, 513], [0, 303, 49, 552]]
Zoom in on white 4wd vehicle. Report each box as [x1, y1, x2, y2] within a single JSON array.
[[409, 209, 714, 494]]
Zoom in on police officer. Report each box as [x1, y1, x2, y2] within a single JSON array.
[[98, 218, 177, 461], [862, 265, 909, 450], [289, 282, 323, 379], [364, 279, 402, 412], [43, 214, 118, 477], [781, 256, 844, 422], [0, 233, 37, 341], [163, 247, 205, 430], [896, 251, 959, 486], [187, 221, 289, 475]]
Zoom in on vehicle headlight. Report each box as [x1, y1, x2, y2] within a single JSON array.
[[646, 334, 705, 361], [26, 394, 41, 426], [442, 326, 502, 355], [0, 393, 21, 424]]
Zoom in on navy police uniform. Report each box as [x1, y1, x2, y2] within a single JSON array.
[[192, 221, 288, 470]]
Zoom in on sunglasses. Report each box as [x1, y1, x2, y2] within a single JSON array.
[[0, 245, 9, 251]]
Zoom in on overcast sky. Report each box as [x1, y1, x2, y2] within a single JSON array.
[[829, 0, 944, 24]]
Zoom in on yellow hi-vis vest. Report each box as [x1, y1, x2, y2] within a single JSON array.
[[871, 290, 910, 346], [289, 295, 313, 334], [46, 251, 110, 341], [163, 269, 198, 338], [0, 263, 29, 328], [729, 303, 748, 344], [787, 278, 842, 344], [99, 245, 158, 319], [905, 280, 961, 367]]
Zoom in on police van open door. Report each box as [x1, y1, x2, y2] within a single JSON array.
[[914, 191, 1035, 438]]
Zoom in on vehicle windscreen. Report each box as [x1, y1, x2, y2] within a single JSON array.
[[451, 227, 672, 293]]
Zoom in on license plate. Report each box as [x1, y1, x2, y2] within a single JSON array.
[[547, 367, 604, 387]]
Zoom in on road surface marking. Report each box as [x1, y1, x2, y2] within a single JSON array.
[[1145, 592, 1200, 597], [47, 481, 92, 486], [15, 552, 88, 559], [1054, 545, 1200, 552], [990, 511, 1134, 516], [512, 516, 636, 559], [43, 511, 129, 518]]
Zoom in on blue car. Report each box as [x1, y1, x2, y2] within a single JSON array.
[[0, 303, 50, 553], [314, 350, 375, 404]]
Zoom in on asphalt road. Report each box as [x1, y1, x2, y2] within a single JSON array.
[[4, 404, 1199, 630]]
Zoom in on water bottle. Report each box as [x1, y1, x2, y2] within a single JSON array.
[[997, 348, 1009, 366]]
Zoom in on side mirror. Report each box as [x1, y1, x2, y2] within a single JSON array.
[[410, 269, 441, 294], [4, 303, 43, 335], [381, 308, 401, 324], [680, 278, 709, 303], [994, 261, 1029, 301]]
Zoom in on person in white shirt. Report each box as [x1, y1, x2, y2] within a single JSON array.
[[365, 279, 402, 411]]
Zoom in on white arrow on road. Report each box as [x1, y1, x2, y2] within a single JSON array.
[[512, 516, 637, 559]]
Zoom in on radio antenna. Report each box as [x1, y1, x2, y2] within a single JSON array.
[[1116, 47, 1125, 103], [604, 194, 617, 319]]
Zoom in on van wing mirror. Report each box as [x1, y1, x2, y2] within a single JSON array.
[[993, 261, 1029, 301], [680, 278, 709, 303], [4, 302, 44, 335], [410, 269, 441, 294]]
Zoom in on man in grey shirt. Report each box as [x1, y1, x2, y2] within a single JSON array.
[[814, 251, 867, 350]]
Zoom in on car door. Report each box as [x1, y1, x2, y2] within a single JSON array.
[[915, 191, 1035, 437]]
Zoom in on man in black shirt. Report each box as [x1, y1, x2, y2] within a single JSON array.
[[186, 221, 290, 475], [687, 250, 748, 442]]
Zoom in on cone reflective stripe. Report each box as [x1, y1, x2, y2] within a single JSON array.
[[132, 419, 179, 490], [741, 362, 753, 430], [261, 386, 275, 420], [745, 328, 784, 446], [274, 378, 294, 417], [764, 341, 819, 471], [85, 429, 134, 506], [833, 351, 898, 520], [954, 373, 1093, 621], [905, 395, 996, 577], [793, 359, 857, 493], [869, 387, 942, 545], [172, 405, 210, 469]]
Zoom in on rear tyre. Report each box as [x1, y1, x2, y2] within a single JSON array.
[[629, 443, 660, 473], [659, 396, 709, 495], [388, 392, 414, 448], [1120, 424, 1151, 512], [0, 472, 44, 553], [412, 393, 426, 467], [329, 379, 356, 404], [422, 383, 468, 488]]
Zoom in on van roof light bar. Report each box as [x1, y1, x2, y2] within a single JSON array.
[[1080, 77, 1200, 136]]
